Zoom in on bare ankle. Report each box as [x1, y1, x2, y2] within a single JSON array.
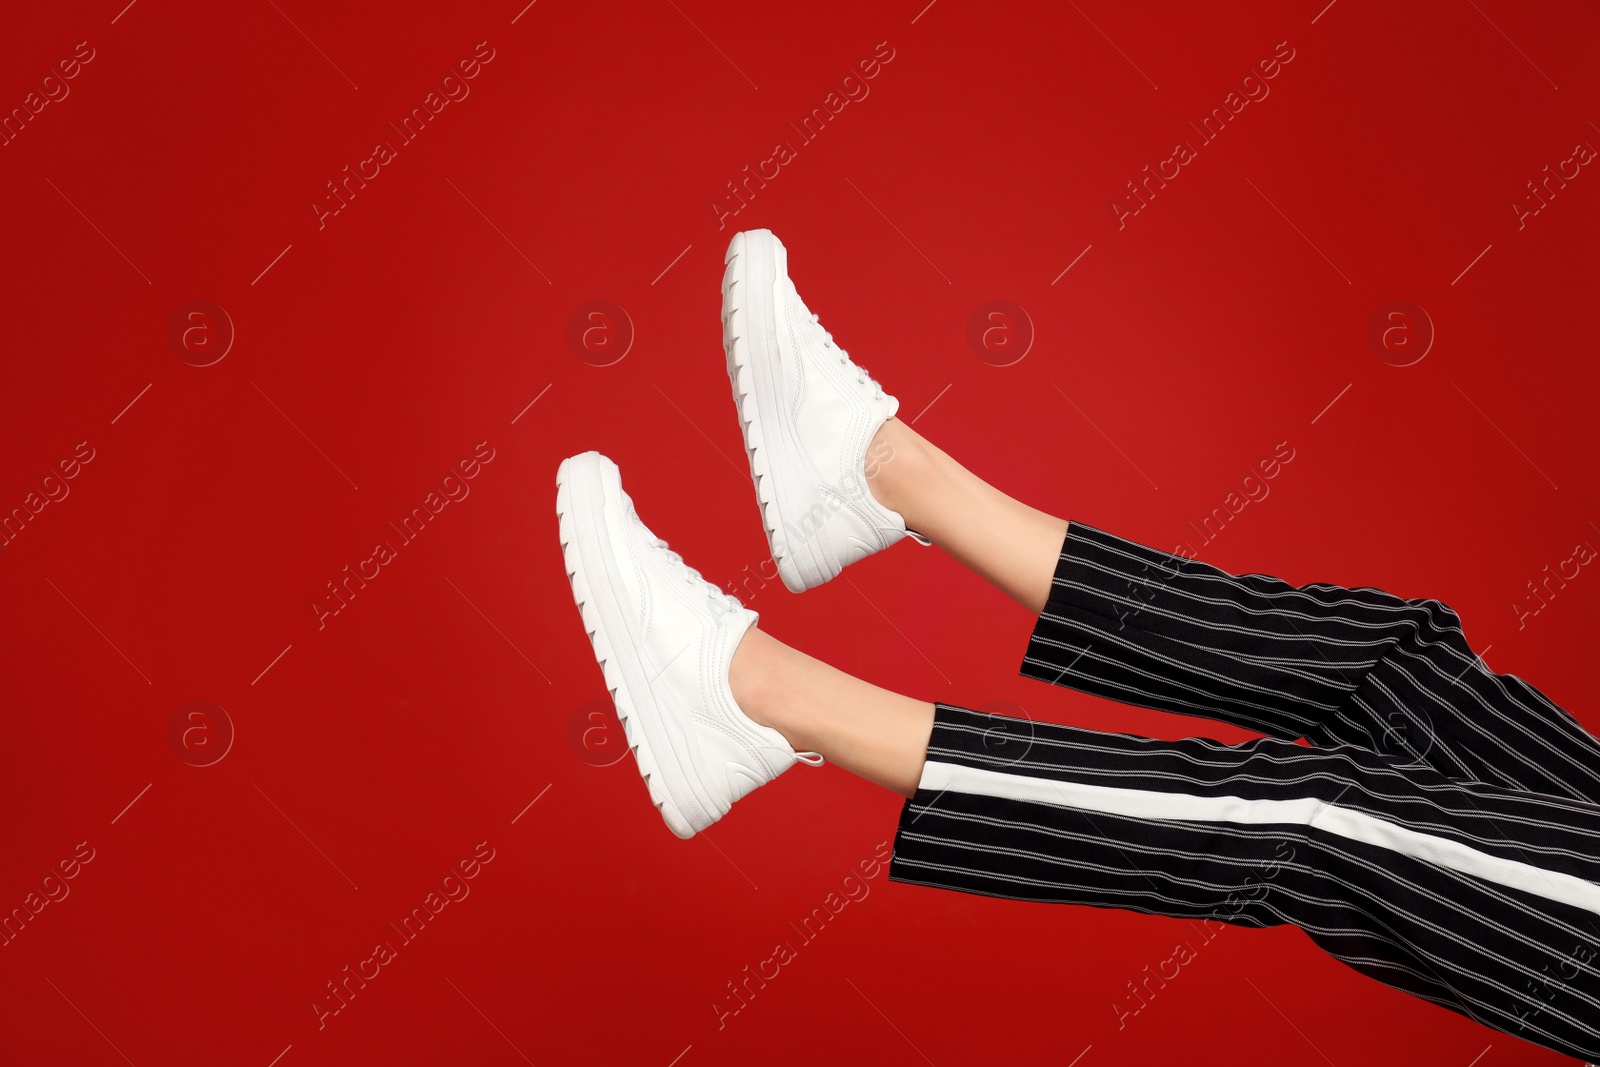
[[728, 624, 785, 732], [864, 417, 931, 527]]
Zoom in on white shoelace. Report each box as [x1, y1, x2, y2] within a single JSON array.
[[809, 312, 885, 401], [646, 535, 746, 614]]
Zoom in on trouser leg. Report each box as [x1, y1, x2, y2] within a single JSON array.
[[888, 704, 1600, 1059], [1021, 522, 1600, 800]]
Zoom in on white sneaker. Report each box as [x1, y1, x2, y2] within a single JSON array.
[[721, 228, 921, 593], [555, 451, 819, 839]]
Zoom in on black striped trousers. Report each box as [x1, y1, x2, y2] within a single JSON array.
[[888, 521, 1600, 1059]]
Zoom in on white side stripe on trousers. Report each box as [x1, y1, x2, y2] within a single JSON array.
[[918, 759, 1600, 918]]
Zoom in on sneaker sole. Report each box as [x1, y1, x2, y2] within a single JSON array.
[[555, 453, 704, 839], [722, 230, 828, 593]]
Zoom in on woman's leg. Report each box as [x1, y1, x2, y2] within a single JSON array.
[[888, 701, 1600, 1062], [730, 624, 933, 798], [726, 625, 1600, 1060], [564, 443, 1600, 1057], [867, 417, 1600, 801], [868, 416, 1066, 616], [1013, 519, 1600, 801]]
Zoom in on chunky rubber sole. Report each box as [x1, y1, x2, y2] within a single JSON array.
[[554, 452, 706, 839], [721, 230, 826, 593]]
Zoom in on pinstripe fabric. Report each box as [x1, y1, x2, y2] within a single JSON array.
[[888, 523, 1600, 1058], [1023, 522, 1600, 798]]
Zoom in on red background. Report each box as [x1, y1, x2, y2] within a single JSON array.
[[2, 1, 1597, 1064]]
